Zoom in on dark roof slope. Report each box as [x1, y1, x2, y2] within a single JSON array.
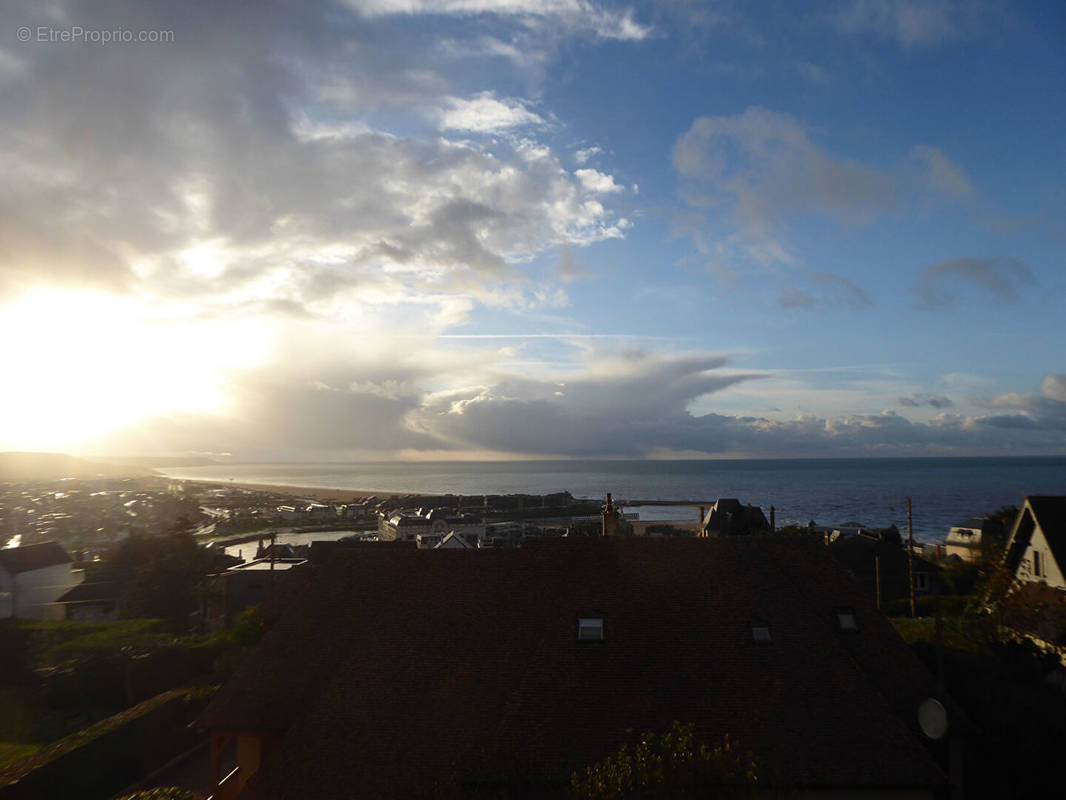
[[203, 538, 946, 798], [55, 580, 116, 604], [1028, 496, 1066, 566], [0, 541, 72, 574]]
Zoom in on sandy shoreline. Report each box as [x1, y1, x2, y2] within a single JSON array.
[[171, 477, 402, 503], [168, 476, 702, 531]]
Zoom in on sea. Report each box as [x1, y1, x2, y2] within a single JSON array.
[[157, 456, 1066, 544]]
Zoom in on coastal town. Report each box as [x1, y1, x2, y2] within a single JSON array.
[[1, 455, 1065, 799]]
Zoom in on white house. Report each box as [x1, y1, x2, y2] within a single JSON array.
[[0, 541, 84, 619], [945, 517, 987, 563], [1003, 496, 1066, 589]]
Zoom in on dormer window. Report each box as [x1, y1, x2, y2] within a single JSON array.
[[836, 607, 859, 633], [749, 620, 772, 644], [577, 616, 605, 642]]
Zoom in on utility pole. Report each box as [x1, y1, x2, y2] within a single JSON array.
[[270, 530, 276, 583], [875, 554, 881, 610], [907, 497, 916, 618]]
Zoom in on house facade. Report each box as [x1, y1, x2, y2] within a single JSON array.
[[1004, 496, 1066, 589], [945, 516, 1006, 564], [0, 541, 84, 619]]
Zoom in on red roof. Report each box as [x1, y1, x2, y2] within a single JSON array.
[[0, 541, 72, 574], [202, 537, 947, 797]]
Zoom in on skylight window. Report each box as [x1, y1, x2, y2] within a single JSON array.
[[577, 616, 604, 642], [750, 621, 772, 644], [836, 608, 859, 633]]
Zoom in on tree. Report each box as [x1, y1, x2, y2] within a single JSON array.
[[569, 721, 758, 799], [108, 524, 213, 631]]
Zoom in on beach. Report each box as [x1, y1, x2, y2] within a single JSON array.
[[183, 479, 401, 503]]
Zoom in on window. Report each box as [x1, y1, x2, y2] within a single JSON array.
[[1033, 550, 1042, 577], [836, 608, 859, 633], [913, 572, 929, 592], [749, 621, 772, 644], [577, 616, 604, 642]]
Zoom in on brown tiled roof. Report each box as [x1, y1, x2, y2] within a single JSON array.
[[202, 537, 947, 798], [0, 541, 72, 574]]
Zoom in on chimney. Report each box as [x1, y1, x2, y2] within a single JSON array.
[[770, 505, 775, 531], [602, 492, 619, 537]]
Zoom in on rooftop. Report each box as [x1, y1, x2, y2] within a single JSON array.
[[0, 541, 72, 574], [203, 537, 947, 798]]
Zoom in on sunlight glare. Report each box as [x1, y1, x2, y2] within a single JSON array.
[[0, 289, 269, 451]]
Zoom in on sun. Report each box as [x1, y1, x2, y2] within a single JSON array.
[[0, 289, 268, 452]]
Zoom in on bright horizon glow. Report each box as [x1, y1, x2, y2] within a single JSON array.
[[0, 289, 269, 451]]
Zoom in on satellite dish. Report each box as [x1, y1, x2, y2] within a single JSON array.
[[918, 698, 948, 740]]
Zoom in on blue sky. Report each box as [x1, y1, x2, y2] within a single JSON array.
[[1, 0, 1064, 460]]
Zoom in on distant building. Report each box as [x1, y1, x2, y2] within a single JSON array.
[[1004, 496, 1066, 589], [206, 557, 308, 630], [379, 509, 485, 543], [945, 516, 1005, 564], [434, 531, 472, 549], [53, 579, 118, 622], [201, 538, 950, 799], [828, 528, 940, 605], [698, 498, 770, 537], [0, 541, 84, 619]]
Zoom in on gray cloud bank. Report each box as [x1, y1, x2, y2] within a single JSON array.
[[96, 356, 1066, 460], [910, 257, 1036, 308]]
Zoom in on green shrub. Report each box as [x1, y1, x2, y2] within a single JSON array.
[[570, 721, 758, 799]]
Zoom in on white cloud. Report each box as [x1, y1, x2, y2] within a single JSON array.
[[574, 168, 623, 193], [574, 146, 602, 164], [439, 92, 545, 133], [348, 0, 652, 40]]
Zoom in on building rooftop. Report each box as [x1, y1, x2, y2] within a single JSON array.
[[202, 537, 946, 798], [0, 541, 72, 574]]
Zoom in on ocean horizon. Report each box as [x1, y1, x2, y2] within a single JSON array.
[[158, 455, 1066, 543]]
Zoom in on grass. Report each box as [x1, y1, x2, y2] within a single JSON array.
[[889, 614, 987, 652], [11, 618, 176, 666], [0, 742, 41, 771]]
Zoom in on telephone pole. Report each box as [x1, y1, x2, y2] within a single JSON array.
[[907, 497, 916, 618]]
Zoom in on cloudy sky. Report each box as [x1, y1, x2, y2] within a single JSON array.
[[2, 0, 1064, 461]]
